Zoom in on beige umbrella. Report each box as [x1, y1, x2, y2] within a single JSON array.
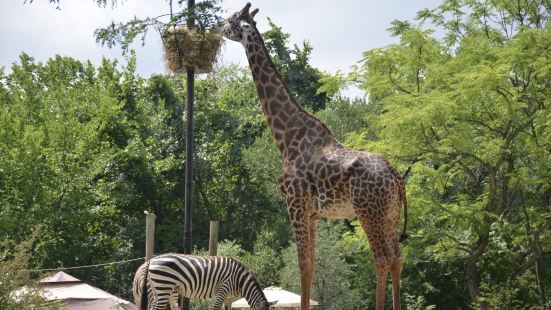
[[231, 286, 319, 308], [13, 271, 136, 310]]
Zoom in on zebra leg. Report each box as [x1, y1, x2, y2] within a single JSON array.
[[168, 289, 179, 310], [151, 286, 175, 309], [212, 284, 231, 310]]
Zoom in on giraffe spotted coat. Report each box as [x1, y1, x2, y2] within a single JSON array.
[[219, 4, 408, 310]]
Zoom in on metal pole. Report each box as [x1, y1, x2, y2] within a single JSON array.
[[208, 221, 219, 256], [182, 0, 195, 309], [183, 67, 194, 255], [181, 68, 194, 310], [183, 0, 195, 257], [145, 211, 156, 261]]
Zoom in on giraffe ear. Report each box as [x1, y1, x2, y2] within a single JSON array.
[[251, 8, 259, 18]]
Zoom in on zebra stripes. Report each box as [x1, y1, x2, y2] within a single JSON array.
[[133, 261, 179, 310], [133, 254, 275, 310]]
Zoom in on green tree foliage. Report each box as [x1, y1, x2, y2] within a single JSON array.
[[280, 221, 359, 310], [24, 0, 118, 9], [263, 19, 330, 112], [0, 54, 288, 300], [94, 0, 223, 54], [190, 65, 288, 249], [243, 229, 286, 288], [0, 226, 60, 310], [354, 0, 551, 308], [315, 97, 377, 142], [0, 53, 154, 298], [30, 0, 223, 53]]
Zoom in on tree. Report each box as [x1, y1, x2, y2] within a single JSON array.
[[354, 0, 551, 308], [24, 0, 117, 9], [314, 97, 377, 142], [94, 0, 223, 54], [0, 53, 288, 299], [0, 53, 152, 298], [0, 226, 60, 310], [263, 19, 331, 112]]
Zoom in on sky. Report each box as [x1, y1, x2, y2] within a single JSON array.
[[0, 0, 441, 92]]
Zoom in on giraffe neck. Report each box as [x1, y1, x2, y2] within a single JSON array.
[[240, 25, 337, 160]]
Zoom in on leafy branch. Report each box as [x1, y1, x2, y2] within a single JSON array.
[[94, 0, 223, 54], [24, 0, 120, 10], [95, 17, 159, 54]]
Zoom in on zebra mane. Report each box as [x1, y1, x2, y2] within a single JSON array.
[[241, 269, 268, 307]]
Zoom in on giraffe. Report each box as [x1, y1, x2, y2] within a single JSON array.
[[218, 3, 408, 309]]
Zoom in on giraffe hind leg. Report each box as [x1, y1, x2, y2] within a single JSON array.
[[390, 257, 403, 310], [354, 204, 403, 310]]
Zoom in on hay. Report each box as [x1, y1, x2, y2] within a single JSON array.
[[162, 27, 222, 74]]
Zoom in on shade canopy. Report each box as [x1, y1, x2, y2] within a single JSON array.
[[14, 271, 136, 310], [231, 286, 319, 308], [40, 272, 81, 283], [65, 298, 136, 310]]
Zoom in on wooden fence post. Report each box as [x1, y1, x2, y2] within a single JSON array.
[[145, 211, 156, 261], [209, 221, 219, 256]]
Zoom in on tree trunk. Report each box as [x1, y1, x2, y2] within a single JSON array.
[[465, 167, 498, 310], [465, 230, 490, 310], [513, 205, 551, 280], [535, 260, 547, 309]]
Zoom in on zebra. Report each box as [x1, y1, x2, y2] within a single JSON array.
[[133, 254, 276, 310]]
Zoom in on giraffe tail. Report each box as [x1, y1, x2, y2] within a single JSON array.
[[399, 182, 408, 243]]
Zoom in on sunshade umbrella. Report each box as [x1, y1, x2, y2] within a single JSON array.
[[13, 271, 136, 310], [231, 286, 319, 308]]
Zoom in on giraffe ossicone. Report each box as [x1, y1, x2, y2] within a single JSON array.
[[219, 3, 409, 309]]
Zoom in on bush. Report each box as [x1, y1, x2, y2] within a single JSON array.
[[0, 226, 59, 310]]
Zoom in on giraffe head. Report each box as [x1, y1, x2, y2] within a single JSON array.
[[218, 2, 259, 43]]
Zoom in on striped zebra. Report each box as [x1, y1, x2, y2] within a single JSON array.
[[133, 254, 276, 310]]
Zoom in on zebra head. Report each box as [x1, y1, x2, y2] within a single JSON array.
[[252, 300, 277, 310]]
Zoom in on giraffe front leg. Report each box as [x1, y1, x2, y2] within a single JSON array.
[[308, 215, 320, 285], [287, 199, 315, 310]]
